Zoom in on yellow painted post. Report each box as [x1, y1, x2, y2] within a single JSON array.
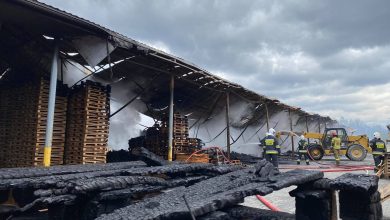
[[168, 75, 174, 161], [43, 45, 58, 167]]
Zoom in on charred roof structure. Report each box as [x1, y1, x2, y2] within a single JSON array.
[[0, 1, 336, 160], [0, 0, 333, 122]]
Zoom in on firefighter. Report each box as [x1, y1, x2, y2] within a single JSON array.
[[370, 132, 386, 172], [296, 135, 309, 165], [331, 132, 341, 165], [260, 128, 281, 168]]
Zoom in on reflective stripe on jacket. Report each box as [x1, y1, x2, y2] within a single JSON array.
[[261, 135, 280, 154], [372, 151, 384, 155], [266, 150, 279, 154], [298, 139, 308, 153]]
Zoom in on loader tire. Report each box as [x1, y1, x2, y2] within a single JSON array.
[[347, 144, 367, 161], [307, 144, 324, 160]]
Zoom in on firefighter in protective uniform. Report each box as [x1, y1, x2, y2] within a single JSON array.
[[331, 132, 341, 165], [296, 135, 310, 165], [260, 128, 281, 168], [370, 132, 386, 172]]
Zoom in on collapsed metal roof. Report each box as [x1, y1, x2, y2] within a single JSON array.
[[0, 0, 334, 127]]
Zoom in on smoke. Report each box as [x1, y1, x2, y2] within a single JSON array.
[[61, 61, 89, 86], [62, 61, 151, 150], [191, 98, 334, 157], [61, 62, 336, 152], [107, 78, 151, 150]]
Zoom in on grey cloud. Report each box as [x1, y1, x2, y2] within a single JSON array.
[[42, 0, 390, 125]]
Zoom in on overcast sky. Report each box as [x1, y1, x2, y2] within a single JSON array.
[[42, 0, 390, 125]]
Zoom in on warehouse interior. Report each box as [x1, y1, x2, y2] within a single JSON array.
[[0, 0, 335, 167]]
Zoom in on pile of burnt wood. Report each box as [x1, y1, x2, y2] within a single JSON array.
[[0, 148, 383, 220]]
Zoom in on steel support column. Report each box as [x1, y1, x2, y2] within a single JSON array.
[[318, 119, 321, 133], [168, 75, 174, 161], [305, 116, 309, 132], [305, 116, 310, 142], [43, 45, 58, 167], [226, 92, 231, 159], [264, 102, 270, 131], [289, 109, 295, 157]]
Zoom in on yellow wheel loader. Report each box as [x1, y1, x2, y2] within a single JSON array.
[[277, 128, 371, 161]]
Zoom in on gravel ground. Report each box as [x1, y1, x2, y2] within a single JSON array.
[[241, 156, 390, 219]]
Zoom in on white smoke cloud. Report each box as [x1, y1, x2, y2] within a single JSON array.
[[62, 61, 153, 150], [190, 100, 331, 157], [107, 79, 152, 150]]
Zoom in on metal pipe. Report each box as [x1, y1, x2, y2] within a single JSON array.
[[106, 38, 114, 79], [182, 195, 196, 220], [318, 119, 321, 133], [43, 45, 59, 167], [60, 58, 63, 81], [289, 109, 295, 158], [168, 75, 174, 161], [331, 190, 338, 220], [226, 92, 231, 159], [109, 74, 160, 118], [305, 116, 310, 142], [305, 116, 309, 132], [264, 102, 270, 131]]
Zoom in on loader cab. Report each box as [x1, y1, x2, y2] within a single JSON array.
[[322, 128, 348, 149]]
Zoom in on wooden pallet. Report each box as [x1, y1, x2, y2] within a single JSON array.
[[64, 81, 110, 165], [0, 78, 67, 167], [383, 153, 390, 179], [175, 153, 209, 163]]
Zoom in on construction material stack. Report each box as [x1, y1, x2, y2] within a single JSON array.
[[34, 79, 68, 166], [172, 113, 190, 154], [64, 81, 110, 164], [0, 78, 67, 167], [128, 113, 207, 162], [383, 153, 390, 179], [142, 125, 167, 158]]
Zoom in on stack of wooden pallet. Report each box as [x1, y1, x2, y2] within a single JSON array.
[[0, 78, 67, 167], [188, 138, 203, 150], [137, 114, 202, 160], [175, 153, 209, 163], [144, 124, 168, 158], [34, 79, 68, 166], [64, 81, 110, 164], [383, 153, 390, 179], [173, 113, 190, 154]]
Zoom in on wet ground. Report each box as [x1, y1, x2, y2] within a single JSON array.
[[241, 156, 390, 219]]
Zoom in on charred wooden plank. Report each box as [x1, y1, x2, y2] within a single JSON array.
[[329, 173, 379, 195], [132, 147, 171, 166], [268, 169, 324, 190], [230, 151, 262, 164], [1, 163, 224, 191], [198, 205, 295, 220], [96, 163, 322, 220], [0, 161, 146, 180], [226, 205, 295, 220]]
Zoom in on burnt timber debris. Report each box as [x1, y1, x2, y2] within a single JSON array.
[[0, 151, 383, 220], [0, 1, 385, 220]]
